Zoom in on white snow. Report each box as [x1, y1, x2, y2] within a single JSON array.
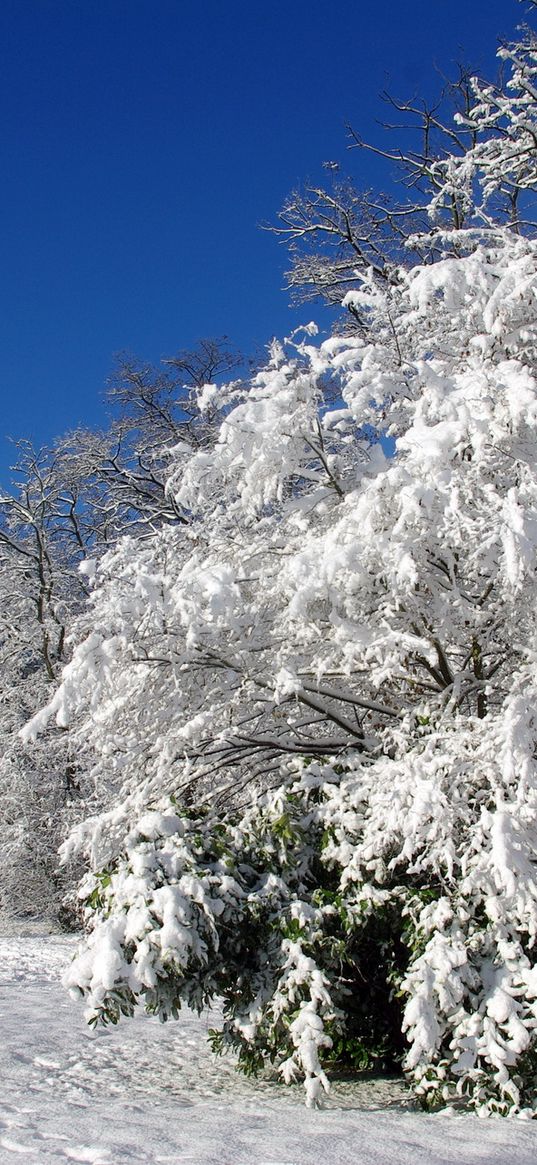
[[0, 935, 536, 1164]]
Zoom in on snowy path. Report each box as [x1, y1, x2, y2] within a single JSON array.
[[1, 937, 536, 1164]]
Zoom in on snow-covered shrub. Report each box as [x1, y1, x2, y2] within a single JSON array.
[[65, 778, 410, 1109], [66, 715, 537, 1115]]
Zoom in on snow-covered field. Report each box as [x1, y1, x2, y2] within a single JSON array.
[[1, 934, 536, 1164]]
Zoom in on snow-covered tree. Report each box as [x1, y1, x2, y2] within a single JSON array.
[[96, 337, 245, 530], [271, 16, 537, 328], [0, 440, 100, 922], [0, 339, 243, 924], [24, 12, 537, 1116]]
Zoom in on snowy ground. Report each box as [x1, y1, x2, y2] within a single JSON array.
[[1, 935, 537, 1164]]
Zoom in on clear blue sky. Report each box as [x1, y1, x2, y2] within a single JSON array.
[[0, 0, 525, 482]]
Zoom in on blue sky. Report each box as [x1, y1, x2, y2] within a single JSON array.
[[0, 0, 526, 483]]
